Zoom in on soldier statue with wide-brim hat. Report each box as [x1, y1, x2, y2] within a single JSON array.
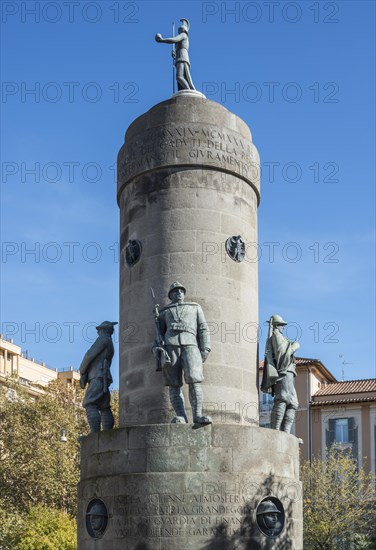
[[79, 321, 118, 433], [261, 314, 300, 433], [155, 18, 195, 91], [152, 281, 211, 424]]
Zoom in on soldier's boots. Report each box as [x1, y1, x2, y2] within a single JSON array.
[[169, 387, 188, 423], [86, 405, 101, 433], [281, 407, 296, 434], [171, 416, 188, 424], [85, 405, 114, 432], [270, 401, 287, 431], [101, 407, 115, 431], [189, 383, 212, 425]]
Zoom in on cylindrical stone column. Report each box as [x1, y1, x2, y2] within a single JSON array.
[[117, 93, 260, 426], [78, 94, 303, 550]]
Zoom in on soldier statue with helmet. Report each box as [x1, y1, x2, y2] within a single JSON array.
[[261, 314, 300, 433], [256, 499, 284, 537], [79, 320, 117, 433], [152, 281, 212, 425], [155, 18, 195, 90], [86, 499, 108, 539]]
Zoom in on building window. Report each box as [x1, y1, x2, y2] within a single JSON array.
[[326, 417, 358, 462], [261, 392, 274, 412], [262, 393, 273, 405], [335, 418, 349, 443], [7, 388, 17, 401]]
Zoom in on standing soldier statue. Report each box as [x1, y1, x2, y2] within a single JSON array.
[[155, 18, 195, 91], [261, 314, 300, 433], [152, 282, 212, 424], [79, 321, 118, 433]]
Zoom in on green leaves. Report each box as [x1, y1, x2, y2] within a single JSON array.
[[0, 380, 85, 517], [301, 451, 376, 549], [0, 379, 87, 548], [9, 505, 76, 550], [0, 380, 122, 548]]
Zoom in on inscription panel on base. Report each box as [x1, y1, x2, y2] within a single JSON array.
[[110, 491, 286, 541]]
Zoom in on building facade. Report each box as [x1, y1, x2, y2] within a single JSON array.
[[259, 357, 376, 474], [0, 335, 79, 397]]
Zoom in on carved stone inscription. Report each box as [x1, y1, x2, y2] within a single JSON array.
[[112, 492, 256, 538], [120, 124, 260, 193]]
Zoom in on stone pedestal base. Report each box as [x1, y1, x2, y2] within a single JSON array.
[[78, 424, 302, 549]]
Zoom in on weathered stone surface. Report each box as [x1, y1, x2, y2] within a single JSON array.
[[205, 447, 233, 472], [78, 94, 302, 550], [170, 423, 211, 448], [78, 425, 302, 549], [117, 95, 260, 426], [147, 446, 190, 472], [128, 424, 170, 449], [112, 449, 148, 474], [117, 100, 260, 202], [204, 364, 243, 390]]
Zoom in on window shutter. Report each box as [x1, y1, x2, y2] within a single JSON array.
[[348, 417, 355, 442], [326, 418, 336, 448], [352, 427, 358, 463], [351, 421, 358, 464]]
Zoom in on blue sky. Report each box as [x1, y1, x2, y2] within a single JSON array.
[[1, 0, 375, 388]]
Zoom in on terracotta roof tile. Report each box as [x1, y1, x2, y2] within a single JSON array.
[[295, 357, 320, 365], [259, 357, 337, 383], [311, 396, 376, 406], [314, 379, 376, 396], [259, 357, 321, 368]]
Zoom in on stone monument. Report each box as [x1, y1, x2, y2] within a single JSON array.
[[77, 22, 303, 549]]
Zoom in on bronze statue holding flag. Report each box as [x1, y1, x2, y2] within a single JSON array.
[[261, 314, 300, 434]]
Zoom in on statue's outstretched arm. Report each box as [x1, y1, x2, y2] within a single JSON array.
[[155, 32, 185, 44]]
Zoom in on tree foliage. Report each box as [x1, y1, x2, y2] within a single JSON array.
[[111, 388, 119, 426], [0, 504, 76, 550], [0, 504, 23, 549], [302, 451, 376, 550], [0, 379, 86, 518], [0, 378, 119, 547]]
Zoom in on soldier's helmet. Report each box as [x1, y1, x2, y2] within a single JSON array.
[[96, 321, 118, 331], [256, 500, 281, 516], [179, 18, 190, 32], [87, 501, 108, 517], [168, 281, 186, 299], [270, 314, 287, 326]]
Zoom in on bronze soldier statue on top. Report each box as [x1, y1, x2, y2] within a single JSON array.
[[155, 18, 195, 91], [261, 314, 300, 434], [152, 281, 212, 425], [80, 321, 117, 433]]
